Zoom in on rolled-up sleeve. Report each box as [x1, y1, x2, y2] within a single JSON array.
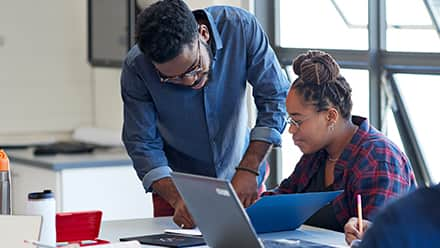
[[244, 16, 290, 146], [121, 61, 170, 192]]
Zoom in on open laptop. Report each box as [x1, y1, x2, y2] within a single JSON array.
[[172, 172, 336, 248], [0, 215, 42, 248]]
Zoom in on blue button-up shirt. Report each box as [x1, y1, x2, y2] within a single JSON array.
[[121, 6, 289, 192]]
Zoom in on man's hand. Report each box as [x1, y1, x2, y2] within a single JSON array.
[[344, 217, 372, 245], [173, 197, 195, 229], [231, 170, 258, 208], [151, 177, 195, 228]]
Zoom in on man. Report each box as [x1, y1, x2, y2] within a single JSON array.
[[121, 0, 289, 228], [344, 184, 440, 247]]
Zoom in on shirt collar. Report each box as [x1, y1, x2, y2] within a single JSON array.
[[338, 115, 369, 164], [193, 9, 223, 55]]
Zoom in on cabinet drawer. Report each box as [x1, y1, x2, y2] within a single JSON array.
[[61, 166, 153, 220]]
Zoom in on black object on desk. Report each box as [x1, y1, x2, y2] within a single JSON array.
[[33, 141, 96, 155], [120, 233, 206, 248]]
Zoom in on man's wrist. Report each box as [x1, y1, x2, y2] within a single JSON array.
[[238, 140, 272, 175], [235, 166, 260, 176], [151, 177, 181, 208]]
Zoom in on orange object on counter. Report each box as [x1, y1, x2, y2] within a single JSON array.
[[0, 149, 9, 171]]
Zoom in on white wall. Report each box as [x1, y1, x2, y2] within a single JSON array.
[[0, 1, 93, 135], [93, 68, 123, 129], [0, 0, 251, 135]]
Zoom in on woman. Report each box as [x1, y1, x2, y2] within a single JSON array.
[[264, 50, 416, 232]]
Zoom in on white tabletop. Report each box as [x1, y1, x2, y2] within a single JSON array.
[[100, 217, 348, 247]]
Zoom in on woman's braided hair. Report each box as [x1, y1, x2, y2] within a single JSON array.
[[291, 50, 353, 119]]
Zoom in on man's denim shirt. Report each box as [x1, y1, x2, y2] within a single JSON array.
[[121, 6, 290, 192]]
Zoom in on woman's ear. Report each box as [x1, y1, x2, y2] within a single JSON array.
[[326, 107, 339, 124], [326, 108, 338, 132]]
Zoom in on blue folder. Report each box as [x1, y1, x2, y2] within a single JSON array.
[[246, 190, 343, 233]]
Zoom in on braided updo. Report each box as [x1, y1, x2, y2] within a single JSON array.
[[291, 50, 353, 119]]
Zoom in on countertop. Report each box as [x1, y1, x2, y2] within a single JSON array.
[[6, 147, 131, 171]]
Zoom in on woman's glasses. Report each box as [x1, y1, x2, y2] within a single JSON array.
[[285, 114, 316, 129]]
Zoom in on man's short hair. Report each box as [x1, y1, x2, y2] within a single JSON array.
[[135, 0, 198, 63]]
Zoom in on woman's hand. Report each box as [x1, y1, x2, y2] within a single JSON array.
[[344, 217, 372, 245]]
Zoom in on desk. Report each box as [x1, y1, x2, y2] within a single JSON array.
[[100, 217, 348, 247]]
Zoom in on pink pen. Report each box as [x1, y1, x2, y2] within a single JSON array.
[[357, 194, 363, 235]]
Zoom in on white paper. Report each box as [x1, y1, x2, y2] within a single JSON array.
[[164, 228, 202, 236], [92, 241, 141, 248], [1, 215, 41, 248], [26, 241, 140, 248]]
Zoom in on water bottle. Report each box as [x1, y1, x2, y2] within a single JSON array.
[[0, 149, 11, 215], [26, 190, 56, 247]]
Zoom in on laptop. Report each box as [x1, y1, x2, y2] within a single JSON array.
[[0, 215, 42, 248], [171, 172, 336, 248]]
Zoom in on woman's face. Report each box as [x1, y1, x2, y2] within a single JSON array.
[[285, 89, 331, 154]]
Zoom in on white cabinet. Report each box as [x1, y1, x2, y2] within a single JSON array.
[[11, 162, 153, 220]]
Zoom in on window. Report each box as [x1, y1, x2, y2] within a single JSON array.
[[265, 0, 440, 186], [383, 105, 405, 155], [386, 0, 440, 52], [278, 0, 368, 50], [389, 74, 440, 183]]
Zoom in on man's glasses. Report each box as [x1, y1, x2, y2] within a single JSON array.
[[157, 39, 204, 84]]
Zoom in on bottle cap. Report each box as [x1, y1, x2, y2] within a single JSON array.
[[0, 149, 9, 171], [28, 189, 54, 199]]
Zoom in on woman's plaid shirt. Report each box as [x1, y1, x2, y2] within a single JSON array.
[[264, 116, 416, 227]]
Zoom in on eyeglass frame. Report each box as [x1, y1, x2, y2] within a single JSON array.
[[156, 39, 204, 84], [285, 113, 316, 129]]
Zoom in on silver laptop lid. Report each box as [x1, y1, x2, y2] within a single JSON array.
[[171, 172, 263, 248]]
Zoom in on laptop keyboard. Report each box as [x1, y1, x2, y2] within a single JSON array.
[[262, 239, 335, 248]]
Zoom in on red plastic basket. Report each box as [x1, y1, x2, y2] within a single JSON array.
[[56, 210, 109, 246]]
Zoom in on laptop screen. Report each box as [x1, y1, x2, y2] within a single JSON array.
[[172, 172, 264, 248]]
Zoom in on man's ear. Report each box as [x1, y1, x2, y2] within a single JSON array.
[[199, 24, 210, 43]]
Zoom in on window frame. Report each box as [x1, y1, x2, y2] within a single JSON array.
[[256, 0, 440, 186]]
